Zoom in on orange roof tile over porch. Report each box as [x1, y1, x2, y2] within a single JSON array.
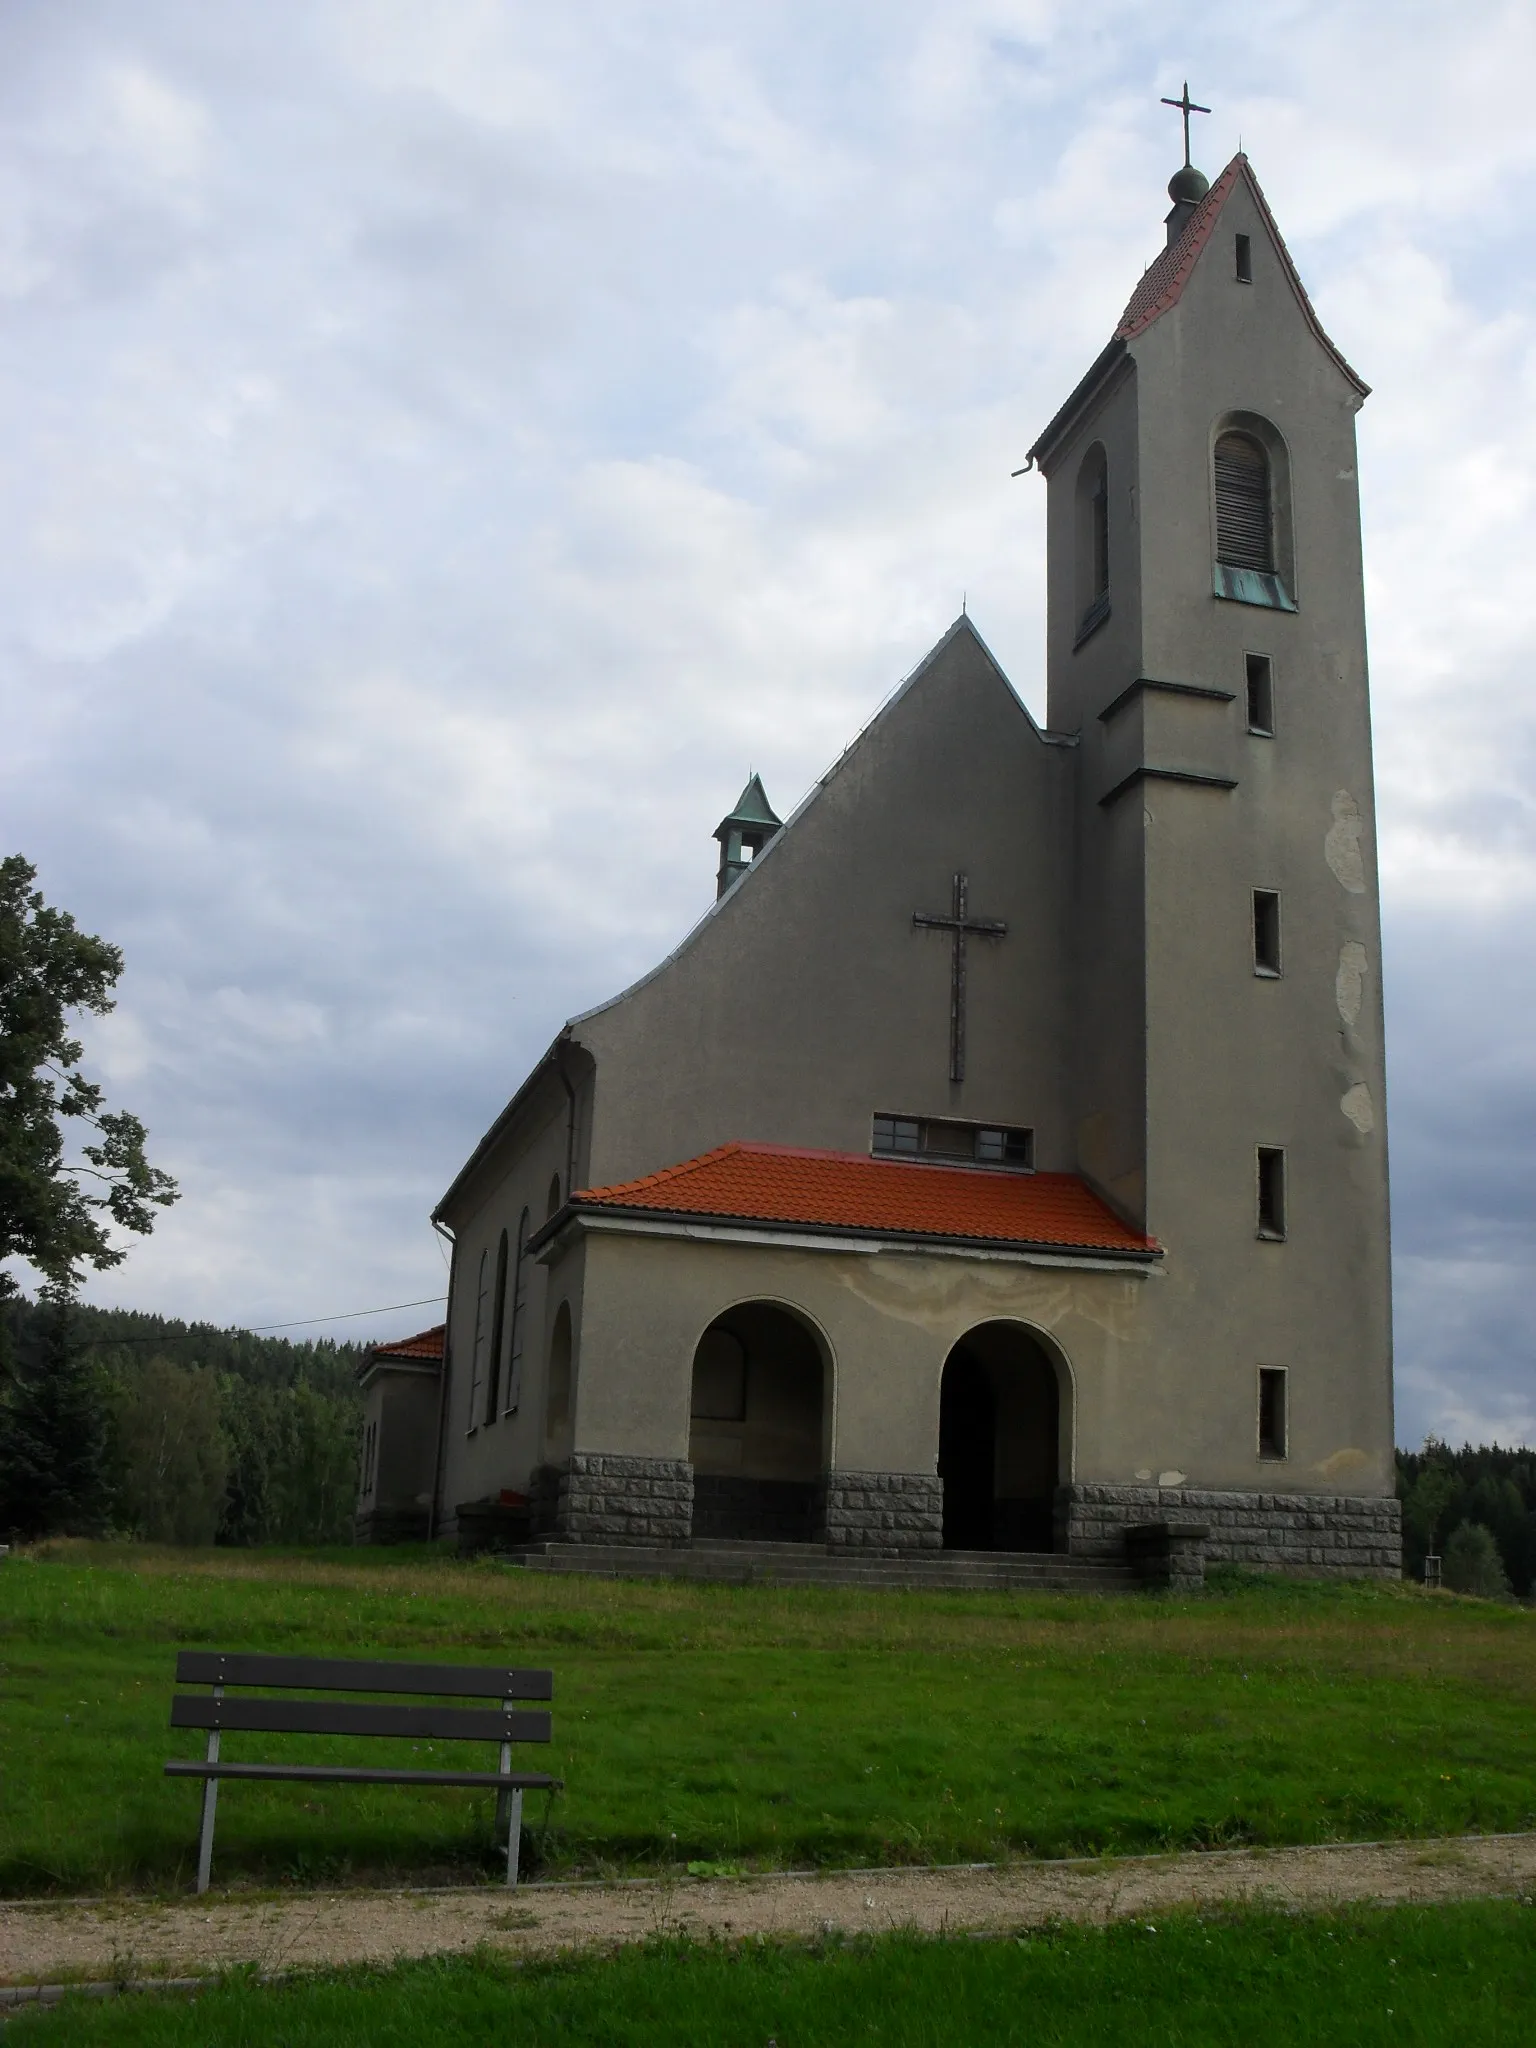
[[565, 1142, 1159, 1261]]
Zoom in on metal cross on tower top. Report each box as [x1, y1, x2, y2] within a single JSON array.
[[1160, 81, 1210, 166], [912, 872, 1007, 1085]]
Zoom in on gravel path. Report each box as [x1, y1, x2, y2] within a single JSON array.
[[3, 1835, 1533, 1988]]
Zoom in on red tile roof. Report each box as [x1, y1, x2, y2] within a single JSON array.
[[573, 1144, 1157, 1258], [1115, 155, 1244, 341], [369, 1323, 445, 1364], [1115, 153, 1367, 393]]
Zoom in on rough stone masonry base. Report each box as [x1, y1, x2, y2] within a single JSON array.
[[821, 1470, 944, 1554], [1059, 1483, 1401, 1578], [553, 1453, 694, 1546]]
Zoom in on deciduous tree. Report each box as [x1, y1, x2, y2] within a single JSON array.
[[0, 855, 177, 1301]]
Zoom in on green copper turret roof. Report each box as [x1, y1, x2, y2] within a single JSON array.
[[714, 773, 782, 840]]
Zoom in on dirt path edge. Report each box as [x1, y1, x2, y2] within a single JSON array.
[[3, 1834, 1533, 1987]]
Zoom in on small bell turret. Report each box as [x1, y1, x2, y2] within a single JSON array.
[[713, 773, 782, 898]]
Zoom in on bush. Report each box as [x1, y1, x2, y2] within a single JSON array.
[[1442, 1521, 1511, 1599]]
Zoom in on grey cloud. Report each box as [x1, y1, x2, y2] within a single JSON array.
[[2, 4, 1534, 1443]]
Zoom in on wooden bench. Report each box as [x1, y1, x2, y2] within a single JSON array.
[[165, 1651, 558, 1893]]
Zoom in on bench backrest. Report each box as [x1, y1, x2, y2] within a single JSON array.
[[172, 1651, 553, 1746]]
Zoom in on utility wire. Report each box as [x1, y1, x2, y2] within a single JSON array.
[[246, 1296, 447, 1334], [55, 1294, 449, 1348]]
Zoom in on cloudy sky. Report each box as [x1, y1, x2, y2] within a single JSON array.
[[2, 1, 1533, 1449]]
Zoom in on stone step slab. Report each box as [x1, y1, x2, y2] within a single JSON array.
[[498, 1540, 1140, 1593]]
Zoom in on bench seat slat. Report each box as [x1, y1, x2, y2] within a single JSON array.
[[170, 1697, 551, 1743], [175, 1652, 552, 1700], [165, 1762, 559, 1789]]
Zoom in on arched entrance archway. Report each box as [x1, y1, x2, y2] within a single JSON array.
[[938, 1322, 1062, 1552], [689, 1302, 827, 1542]]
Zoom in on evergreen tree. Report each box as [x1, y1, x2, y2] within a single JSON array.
[[0, 1290, 114, 1538], [0, 1293, 366, 1547], [1397, 1439, 1536, 1596], [1442, 1521, 1512, 1600]]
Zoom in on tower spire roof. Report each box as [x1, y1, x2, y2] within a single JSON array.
[[716, 773, 781, 834], [1023, 153, 1368, 475]]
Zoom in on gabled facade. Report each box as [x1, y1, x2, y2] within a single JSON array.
[[385, 150, 1399, 1578]]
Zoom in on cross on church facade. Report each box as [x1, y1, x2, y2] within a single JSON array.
[[1160, 81, 1210, 165], [912, 873, 1007, 1085]]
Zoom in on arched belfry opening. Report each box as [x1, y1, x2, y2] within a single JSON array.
[[689, 1302, 827, 1542], [938, 1323, 1063, 1552]]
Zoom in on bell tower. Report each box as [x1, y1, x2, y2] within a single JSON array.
[[713, 774, 783, 898], [1024, 125, 1394, 1499]]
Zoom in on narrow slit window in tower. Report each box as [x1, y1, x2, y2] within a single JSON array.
[[1074, 445, 1111, 642], [1258, 1368, 1288, 1458], [1253, 890, 1281, 976], [1235, 233, 1253, 283], [1257, 1147, 1287, 1239], [1245, 653, 1274, 733], [1091, 470, 1109, 602]]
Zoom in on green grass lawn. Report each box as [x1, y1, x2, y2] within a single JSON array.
[[8, 1904, 1536, 2046], [1, 1543, 1532, 1894]]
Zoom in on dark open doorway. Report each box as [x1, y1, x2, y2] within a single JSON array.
[[938, 1323, 1061, 1551], [938, 1348, 996, 1549]]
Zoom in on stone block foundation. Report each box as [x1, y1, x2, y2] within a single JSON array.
[[553, 1453, 693, 1546], [821, 1470, 943, 1554], [1058, 1484, 1401, 1579]]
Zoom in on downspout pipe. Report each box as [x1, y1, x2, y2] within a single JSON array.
[[426, 1216, 457, 1542]]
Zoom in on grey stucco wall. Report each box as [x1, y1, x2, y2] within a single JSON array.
[[1034, 167, 1393, 1499], [576, 623, 1077, 1189], [437, 1064, 589, 1520]]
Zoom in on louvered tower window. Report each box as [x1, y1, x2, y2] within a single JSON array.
[[1214, 432, 1273, 572]]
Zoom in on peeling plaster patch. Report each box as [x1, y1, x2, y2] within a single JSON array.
[[1336, 940, 1368, 1027], [1341, 1081, 1375, 1134], [1316, 1447, 1370, 1479], [1157, 1468, 1186, 1487], [841, 1257, 1073, 1333], [1325, 790, 1367, 893], [841, 1255, 1143, 1342]]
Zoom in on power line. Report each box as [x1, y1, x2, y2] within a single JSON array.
[[51, 1294, 449, 1348], [246, 1296, 448, 1334]]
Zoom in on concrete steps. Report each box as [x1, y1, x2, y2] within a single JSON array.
[[497, 1538, 1140, 1594]]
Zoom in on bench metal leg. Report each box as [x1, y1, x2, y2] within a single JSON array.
[[505, 1788, 524, 1888], [196, 1728, 221, 1895]]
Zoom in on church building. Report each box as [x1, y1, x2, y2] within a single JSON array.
[[358, 140, 1400, 1579]]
